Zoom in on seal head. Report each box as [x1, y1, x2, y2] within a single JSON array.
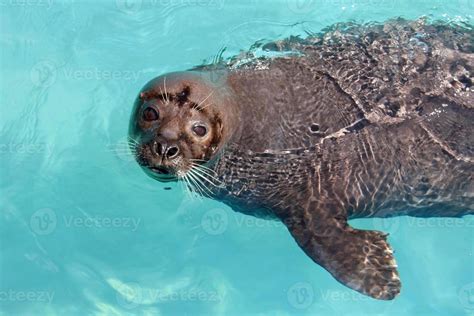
[[129, 71, 240, 182]]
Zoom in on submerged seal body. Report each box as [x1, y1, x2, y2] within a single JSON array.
[[129, 19, 474, 300]]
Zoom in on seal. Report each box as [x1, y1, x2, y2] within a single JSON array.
[[128, 19, 474, 300]]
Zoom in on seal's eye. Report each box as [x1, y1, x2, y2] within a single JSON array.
[[143, 107, 159, 121], [192, 125, 207, 137]]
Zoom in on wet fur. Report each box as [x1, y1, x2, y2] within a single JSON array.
[[131, 19, 474, 300], [210, 19, 473, 299]]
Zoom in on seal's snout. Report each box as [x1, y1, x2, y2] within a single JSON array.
[[134, 138, 181, 180], [152, 140, 180, 160]]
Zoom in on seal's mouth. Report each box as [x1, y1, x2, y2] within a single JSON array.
[[144, 165, 178, 182], [149, 166, 171, 175], [134, 146, 180, 180]]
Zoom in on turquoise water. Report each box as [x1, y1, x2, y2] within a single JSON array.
[[1, 0, 473, 315]]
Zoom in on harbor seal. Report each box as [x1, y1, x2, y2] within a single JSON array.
[[128, 19, 474, 300]]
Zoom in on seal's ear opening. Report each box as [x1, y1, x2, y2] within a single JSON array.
[[205, 115, 224, 160]]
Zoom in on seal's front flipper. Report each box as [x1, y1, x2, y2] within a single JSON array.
[[282, 205, 401, 300]]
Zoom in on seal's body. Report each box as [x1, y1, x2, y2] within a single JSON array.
[[129, 19, 473, 300]]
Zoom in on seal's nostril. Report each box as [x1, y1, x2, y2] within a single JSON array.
[[156, 142, 163, 156], [166, 146, 179, 159]]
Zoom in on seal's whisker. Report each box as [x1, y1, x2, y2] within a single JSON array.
[[189, 158, 206, 161], [187, 177, 205, 201], [127, 136, 138, 142], [190, 165, 222, 185], [191, 162, 217, 173], [191, 168, 222, 188], [127, 136, 139, 145], [190, 163, 220, 179], [189, 158, 209, 164], [191, 163, 216, 178], [183, 171, 203, 200], [186, 171, 208, 197], [112, 148, 134, 153], [196, 91, 213, 110], [191, 171, 221, 186], [180, 173, 194, 197], [180, 177, 191, 199], [114, 144, 136, 149], [180, 174, 195, 200], [199, 102, 214, 110], [163, 76, 170, 104], [190, 164, 217, 177], [158, 86, 169, 105], [187, 169, 213, 197], [199, 103, 212, 110], [107, 149, 134, 154], [115, 143, 137, 149], [190, 170, 220, 195], [189, 158, 220, 168]]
